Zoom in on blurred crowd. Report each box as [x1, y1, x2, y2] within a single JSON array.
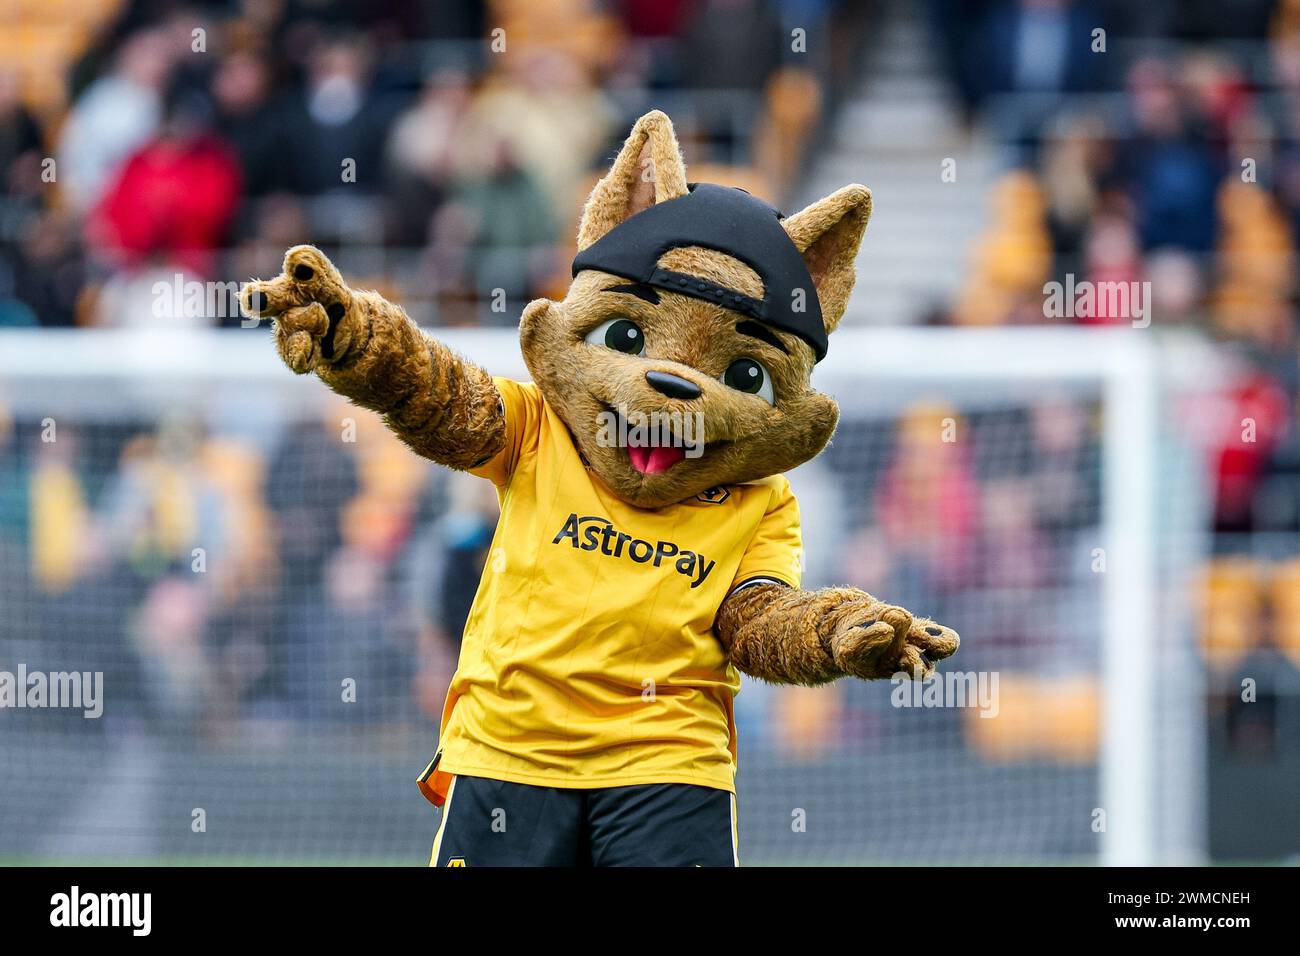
[[921, 1, 1300, 755], [0, 403, 499, 737], [929, 1, 1300, 539], [0, 0, 862, 329]]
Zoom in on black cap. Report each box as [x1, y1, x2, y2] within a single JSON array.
[[572, 183, 827, 361]]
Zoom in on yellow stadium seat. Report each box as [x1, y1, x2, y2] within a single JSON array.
[[965, 674, 1100, 763], [773, 684, 842, 758], [1201, 557, 1263, 668], [1268, 558, 1300, 667]]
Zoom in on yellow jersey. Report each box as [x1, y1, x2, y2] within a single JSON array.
[[422, 378, 802, 799]]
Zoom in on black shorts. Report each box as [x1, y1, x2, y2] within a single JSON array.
[[429, 775, 738, 867]]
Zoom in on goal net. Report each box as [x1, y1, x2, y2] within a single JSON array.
[[0, 325, 1221, 865]]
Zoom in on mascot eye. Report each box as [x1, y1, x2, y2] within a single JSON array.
[[586, 318, 644, 355], [722, 358, 775, 405]]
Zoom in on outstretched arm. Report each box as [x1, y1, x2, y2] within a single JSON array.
[[715, 582, 959, 685], [241, 245, 505, 470]]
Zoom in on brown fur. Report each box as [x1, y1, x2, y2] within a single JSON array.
[[246, 110, 959, 687], [716, 583, 961, 684], [241, 245, 505, 470]]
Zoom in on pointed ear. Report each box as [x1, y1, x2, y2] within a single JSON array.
[[782, 184, 872, 334], [577, 110, 690, 250]]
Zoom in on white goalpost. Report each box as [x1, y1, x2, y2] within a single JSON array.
[[0, 326, 1223, 865], [814, 327, 1220, 866]]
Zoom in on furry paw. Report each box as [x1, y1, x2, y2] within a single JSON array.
[[828, 599, 959, 681], [274, 303, 330, 374], [242, 245, 363, 370]]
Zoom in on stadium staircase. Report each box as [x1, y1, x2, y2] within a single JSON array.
[[795, 0, 1001, 325]]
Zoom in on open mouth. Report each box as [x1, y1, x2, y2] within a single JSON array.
[[627, 443, 686, 475], [602, 404, 697, 476]]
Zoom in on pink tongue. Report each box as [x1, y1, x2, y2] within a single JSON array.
[[628, 444, 687, 475]]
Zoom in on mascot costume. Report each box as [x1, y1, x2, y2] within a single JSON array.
[[243, 110, 959, 866]]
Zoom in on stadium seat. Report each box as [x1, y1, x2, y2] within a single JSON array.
[[965, 674, 1099, 763], [1201, 557, 1264, 668]]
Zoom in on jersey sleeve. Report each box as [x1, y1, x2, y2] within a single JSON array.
[[468, 377, 543, 487], [731, 477, 803, 592]]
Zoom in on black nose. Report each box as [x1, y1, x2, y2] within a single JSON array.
[[646, 370, 701, 400], [246, 291, 268, 315]]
